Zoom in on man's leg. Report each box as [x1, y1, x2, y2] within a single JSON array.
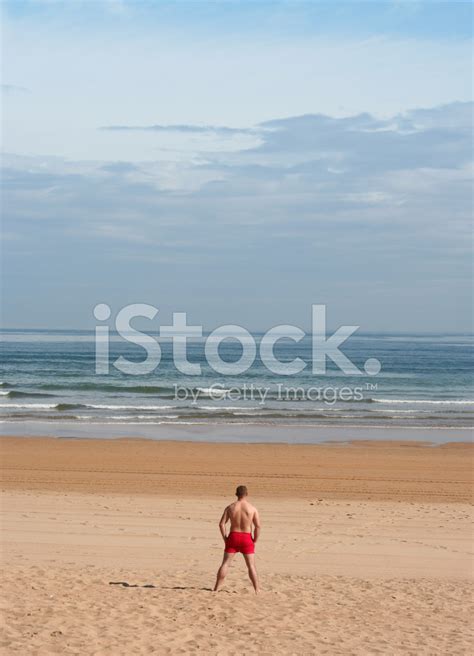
[[243, 553, 260, 593], [213, 552, 235, 592]]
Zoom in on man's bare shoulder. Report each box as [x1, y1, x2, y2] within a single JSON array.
[[225, 500, 258, 513]]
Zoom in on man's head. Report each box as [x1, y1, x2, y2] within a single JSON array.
[[235, 485, 248, 499]]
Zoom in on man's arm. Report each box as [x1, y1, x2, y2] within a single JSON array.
[[218, 507, 229, 542], [252, 509, 261, 543]]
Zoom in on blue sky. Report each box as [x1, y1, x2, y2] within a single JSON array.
[[3, 1, 473, 39], [1, 1, 473, 331]]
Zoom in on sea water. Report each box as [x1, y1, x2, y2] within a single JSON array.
[[0, 330, 472, 442]]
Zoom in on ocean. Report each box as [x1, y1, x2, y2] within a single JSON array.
[[0, 330, 473, 442]]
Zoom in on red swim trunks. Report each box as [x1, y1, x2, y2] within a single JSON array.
[[225, 531, 255, 554]]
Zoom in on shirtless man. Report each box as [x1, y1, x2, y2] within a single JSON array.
[[213, 485, 261, 593]]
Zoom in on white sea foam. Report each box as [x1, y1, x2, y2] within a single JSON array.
[[374, 399, 474, 405], [371, 408, 433, 413], [0, 402, 177, 411], [0, 403, 58, 409], [79, 414, 179, 420], [87, 404, 177, 410], [196, 387, 231, 396], [79, 420, 198, 426], [196, 405, 259, 411]]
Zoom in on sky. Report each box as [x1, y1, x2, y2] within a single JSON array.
[[1, 0, 473, 332]]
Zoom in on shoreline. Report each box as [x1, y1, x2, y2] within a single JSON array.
[[0, 421, 472, 444]]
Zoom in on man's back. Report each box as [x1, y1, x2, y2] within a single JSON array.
[[226, 499, 257, 533], [214, 486, 261, 593]]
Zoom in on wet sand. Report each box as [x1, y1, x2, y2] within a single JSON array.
[[1, 436, 473, 501]]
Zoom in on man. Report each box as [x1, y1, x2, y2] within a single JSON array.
[[213, 485, 261, 593]]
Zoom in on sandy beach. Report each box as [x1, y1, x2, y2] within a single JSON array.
[[1, 437, 473, 654], [3, 0, 473, 653]]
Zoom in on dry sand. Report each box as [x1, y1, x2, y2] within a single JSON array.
[[1, 437, 473, 654]]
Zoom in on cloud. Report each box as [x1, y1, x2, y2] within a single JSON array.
[[100, 123, 255, 136], [1, 84, 30, 94], [251, 103, 473, 172], [405, 102, 474, 130], [101, 161, 139, 174], [100, 102, 473, 174], [2, 102, 473, 330]]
